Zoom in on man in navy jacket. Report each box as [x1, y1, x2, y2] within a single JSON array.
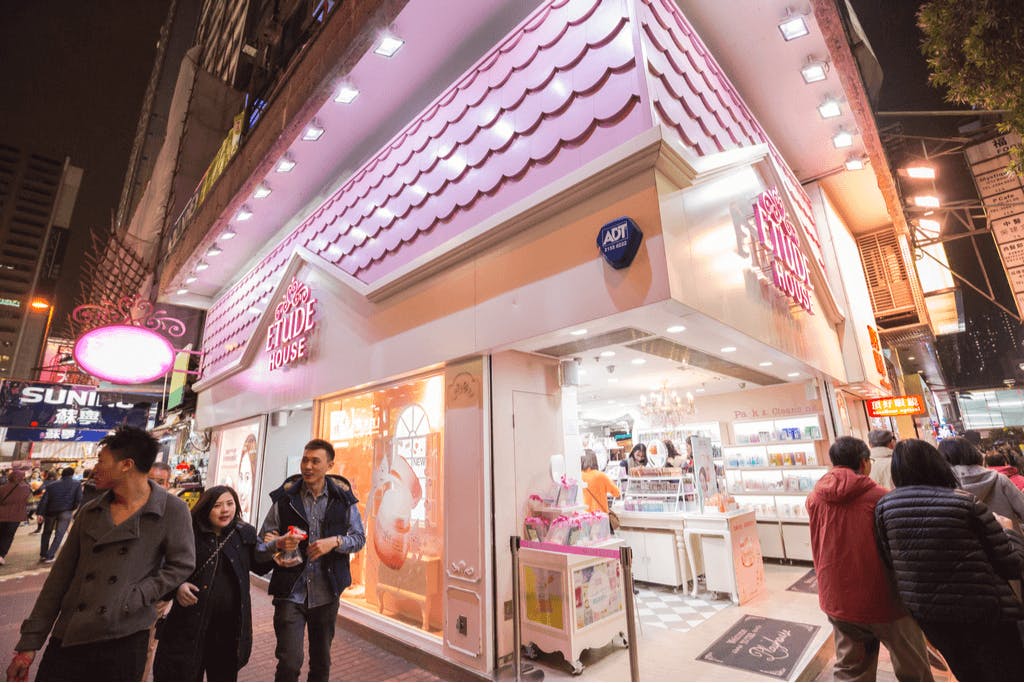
[[37, 468, 81, 563]]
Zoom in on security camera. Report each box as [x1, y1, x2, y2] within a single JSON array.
[[606, 364, 616, 374], [738, 382, 747, 390]]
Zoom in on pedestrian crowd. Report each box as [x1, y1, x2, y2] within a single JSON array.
[[808, 429, 1024, 682], [4, 427, 365, 682]]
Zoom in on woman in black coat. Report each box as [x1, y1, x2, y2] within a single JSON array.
[[154, 485, 268, 681], [874, 439, 1024, 681]]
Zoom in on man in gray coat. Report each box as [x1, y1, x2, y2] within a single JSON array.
[[6, 427, 195, 682]]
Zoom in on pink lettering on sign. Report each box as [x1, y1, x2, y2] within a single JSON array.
[[266, 277, 317, 372], [753, 189, 814, 314]]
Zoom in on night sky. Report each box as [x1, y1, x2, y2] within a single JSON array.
[[0, 1, 170, 336]]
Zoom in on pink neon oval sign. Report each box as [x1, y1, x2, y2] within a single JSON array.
[[74, 324, 175, 384]]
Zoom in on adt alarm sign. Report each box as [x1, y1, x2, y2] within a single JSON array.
[[597, 217, 643, 269]]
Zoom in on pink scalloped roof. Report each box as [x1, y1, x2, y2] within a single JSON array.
[[199, 0, 828, 380]]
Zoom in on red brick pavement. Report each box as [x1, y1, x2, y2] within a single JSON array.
[[0, 567, 476, 682]]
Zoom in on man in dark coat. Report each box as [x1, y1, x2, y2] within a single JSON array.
[[6, 427, 195, 682], [37, 468, 82, 563], [0, 468, 31, 565], [257, 439, 365, 682]]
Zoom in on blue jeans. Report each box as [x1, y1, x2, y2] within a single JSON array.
[[40, 510, 73, 560], [272, 598, 339, 681]]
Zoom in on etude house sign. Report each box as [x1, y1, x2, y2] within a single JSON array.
[[752, 188, 814, 314], [266, 277, 318, 372]]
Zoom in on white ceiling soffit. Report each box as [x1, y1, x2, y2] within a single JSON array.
[[674, 0, 891, 234]]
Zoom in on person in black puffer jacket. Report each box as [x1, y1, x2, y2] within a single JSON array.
[[153, 485, 272, 681], [874, 439, 1024, 681]]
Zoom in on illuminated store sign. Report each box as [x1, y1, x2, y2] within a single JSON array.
[[267, 277, 317, 372], [867, 395, 926, 417], [752, 188, 814, 314], [0, 297, 20, 308]]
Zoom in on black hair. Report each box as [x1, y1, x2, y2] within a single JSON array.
[[829, 436, 870, 470], [191, 485, 241, 531], [891, 439, 959, 489], [61, 467, 75, 478], [664, 440, 681, 460], [99, 426, 159, 473], [937, 437, 983, 467], [629, 443, 647, 459], [304, 438, 335, 461], [581, 449, 599, 471], [986, 452, 1010, 467]]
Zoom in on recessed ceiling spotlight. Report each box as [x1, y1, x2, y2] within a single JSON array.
[[185, 276, 197, 284], [833, 130, 854, 148], [334, 85, 359, 104], [253, 183, 272, 199], [721, 346, 737, 353], [787, 371, 801, 377], [913, 195, 941, 208], [607, 399, 616, 404], [206, 244, 223, 257], [220, 226, 237, 240], [608, 377, 619, 384], [778, 11, 810, 41], [374, 35, 404, 58], [817, 98, 841, 119], [666, 325, 686, 333], [195, 261, 209, 271], [631, 358, 647, 365], [908, 356, 916, 360], [759, 361, 773, 367], [176, 288, 188, 295], [236, 206, 253, 221], [696, 388, 705, 393], [800, 58, 829, 83], [302, 120, 325, 141], [275, 155, 296, 173], [844, 156, 866, 171], [570, 328, 588, 336], [600, 350, 616, 358]]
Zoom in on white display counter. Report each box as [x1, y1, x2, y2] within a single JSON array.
[[614, 510, 695, 589], [682, 509, 765, 604]]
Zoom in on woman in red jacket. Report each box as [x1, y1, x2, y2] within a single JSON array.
[[985, 451, 1024, 492]]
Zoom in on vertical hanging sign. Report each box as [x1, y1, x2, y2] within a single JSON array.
[[266, 277, 317, 372]]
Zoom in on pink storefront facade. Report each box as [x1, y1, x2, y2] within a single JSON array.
[[186, 0, 885, 676]]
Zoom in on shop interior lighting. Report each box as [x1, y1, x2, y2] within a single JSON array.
[[844, 156, 866, 171], [832, 130, 854, 148], [800, 58, 829, 83], [778, 10, 810, 41], [913, 195, 941, 208], [195, 261, 209, 271], [220, 226, 237, 240], [302, 120, 325, 141], [275, 155, 296, 173], [334, 85, 360, 104], [569, 328, 588, 336], [787, 371, 801, 377], [253, 183, 272, 199], [185, 276, 197, 284], [235, 206, 253, 221], [608, 377, 619, 384], [600, 350, 616, 358], [721, 346, 737, 353], [631, 358, 647, 365], [666, 325, 686, 333], [374, 35, 404, 58], [176, 288, 188, 295], [206, 244, 223, 257], [908, 356, 916, 360], [817, 98, 841, 119], [759, 361, 773, 367], [904, 165, 936, 179]]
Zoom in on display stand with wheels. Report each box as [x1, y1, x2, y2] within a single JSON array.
[[516, 538, 629, 676]]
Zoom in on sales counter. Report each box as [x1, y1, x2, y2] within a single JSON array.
[[614, 508, 765, 604]]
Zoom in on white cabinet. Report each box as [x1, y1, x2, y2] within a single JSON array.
[[756, 521, 785, 559], [616, 527, 684, 587], [782, 523, 813, 562]]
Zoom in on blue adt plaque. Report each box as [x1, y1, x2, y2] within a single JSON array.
[[597, 217, 643, 269]]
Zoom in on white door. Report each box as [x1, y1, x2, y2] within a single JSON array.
[[512, 390, 563, 526]]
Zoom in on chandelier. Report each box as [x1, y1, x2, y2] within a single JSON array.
[[639, 381, 695, 426]]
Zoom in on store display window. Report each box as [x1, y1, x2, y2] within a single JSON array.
[[316, 372, 445, 635], [207, 417, 265, 523]]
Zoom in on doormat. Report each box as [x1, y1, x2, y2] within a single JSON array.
[[786, 568, 817, 594], [696, 614, 820, 680]]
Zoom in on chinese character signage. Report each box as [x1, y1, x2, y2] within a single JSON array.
[[966, 133, 1024, 317], [752, 188, 814, 314], [866, 395, 926, 418], [4, 428, 112, 443], [266, 277, 317, 372], [0, 381, 152, 435]]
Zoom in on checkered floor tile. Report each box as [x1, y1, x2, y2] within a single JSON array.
[[633, 583, 730, 633]]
